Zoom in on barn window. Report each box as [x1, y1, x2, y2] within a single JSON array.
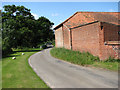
[[101, 26, 103, 30]]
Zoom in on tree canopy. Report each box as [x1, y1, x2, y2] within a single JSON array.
[[2, 5, 54, 55]]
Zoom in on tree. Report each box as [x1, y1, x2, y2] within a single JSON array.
[[31, 16, 54, 47], [2, 5, 54, 55], [0, 10, 2, 58]]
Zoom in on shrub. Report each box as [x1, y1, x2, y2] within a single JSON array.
[[2, 44, 12, 56], [51, 40, 55, 47], [42, 44, 47, 49]]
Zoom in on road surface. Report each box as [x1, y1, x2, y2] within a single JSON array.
[[29, 48, 118, 88]]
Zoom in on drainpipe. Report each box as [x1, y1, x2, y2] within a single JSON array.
[[63, 24, 72, 50]]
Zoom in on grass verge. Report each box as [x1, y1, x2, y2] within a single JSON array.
[[50, 48, 119, 71], [2, 48, 49, 88], [0, 60, 2, 90]]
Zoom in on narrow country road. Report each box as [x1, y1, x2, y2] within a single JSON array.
[[28, 48, 118, 88]]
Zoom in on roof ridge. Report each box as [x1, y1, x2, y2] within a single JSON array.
[[54, 11, 119, 30]]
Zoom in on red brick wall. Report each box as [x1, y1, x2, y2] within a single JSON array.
[[55, 12, 119, 60], [99, 44, 120, 60], [63, 25, 71, 49], [71, 22, 100, 57], [99, 22, 119, 60], [55, 26, 64, 48], [65, 13, 95, 28]]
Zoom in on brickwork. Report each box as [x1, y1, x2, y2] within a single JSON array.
[[63, 25, 71, 49], [100, 45, 120, 60], [54, 12, 119, 60], [99, 22, 119, 60], [55, 26, 63, 48], [71, 22, 100, 57]]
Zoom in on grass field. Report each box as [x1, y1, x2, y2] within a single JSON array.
[[2, 48, 49, 88], [0, 60, 2, 89], [50, 48, 119, 71]]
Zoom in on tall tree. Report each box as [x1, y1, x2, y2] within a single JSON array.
[[2, 5, 54, 55]]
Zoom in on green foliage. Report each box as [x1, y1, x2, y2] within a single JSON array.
[[41, 44, 47, 49], [105, 57, 120, 62], [0, 13, 1, 89], [2, 41, 12, 56], [2, 5, 54, 55], [50, 48, 118, 71], [93, 61, 118, 71], [51, 40, 55, 46], [50, 48, 99, 66]]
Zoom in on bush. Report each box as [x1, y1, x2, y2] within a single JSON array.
[[2, 44, 12, 56], [36, 44, 41, 48], [42, 44, 47, 49], [51, 40, 55, 47]]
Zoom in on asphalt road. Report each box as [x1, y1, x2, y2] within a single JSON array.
[[29, 48, 118, 88]]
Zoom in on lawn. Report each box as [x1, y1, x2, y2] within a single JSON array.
[[50, 48, 119, 71], [0, 60, 2, 89], [2, 48, 49, 88]]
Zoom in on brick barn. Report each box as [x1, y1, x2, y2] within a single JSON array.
[[54, 12, 120, 60]]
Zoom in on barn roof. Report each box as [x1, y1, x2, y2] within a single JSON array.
[[54, 12, 119, 30]]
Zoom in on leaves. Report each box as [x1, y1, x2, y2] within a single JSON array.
[[2, 5, 54, 56]]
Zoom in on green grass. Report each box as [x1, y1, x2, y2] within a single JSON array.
[[0, 60, 2, 90], [2, 48, 49, 88], [50, 48, 119, 71], [93, 61, 118, 71]]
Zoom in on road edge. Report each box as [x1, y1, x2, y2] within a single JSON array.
[[28, 50, 52, 88]]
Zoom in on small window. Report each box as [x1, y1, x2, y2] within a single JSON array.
[[101, 26, 103, 30]]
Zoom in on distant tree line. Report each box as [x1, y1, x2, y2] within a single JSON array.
[[2, 5, 54, 56]]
